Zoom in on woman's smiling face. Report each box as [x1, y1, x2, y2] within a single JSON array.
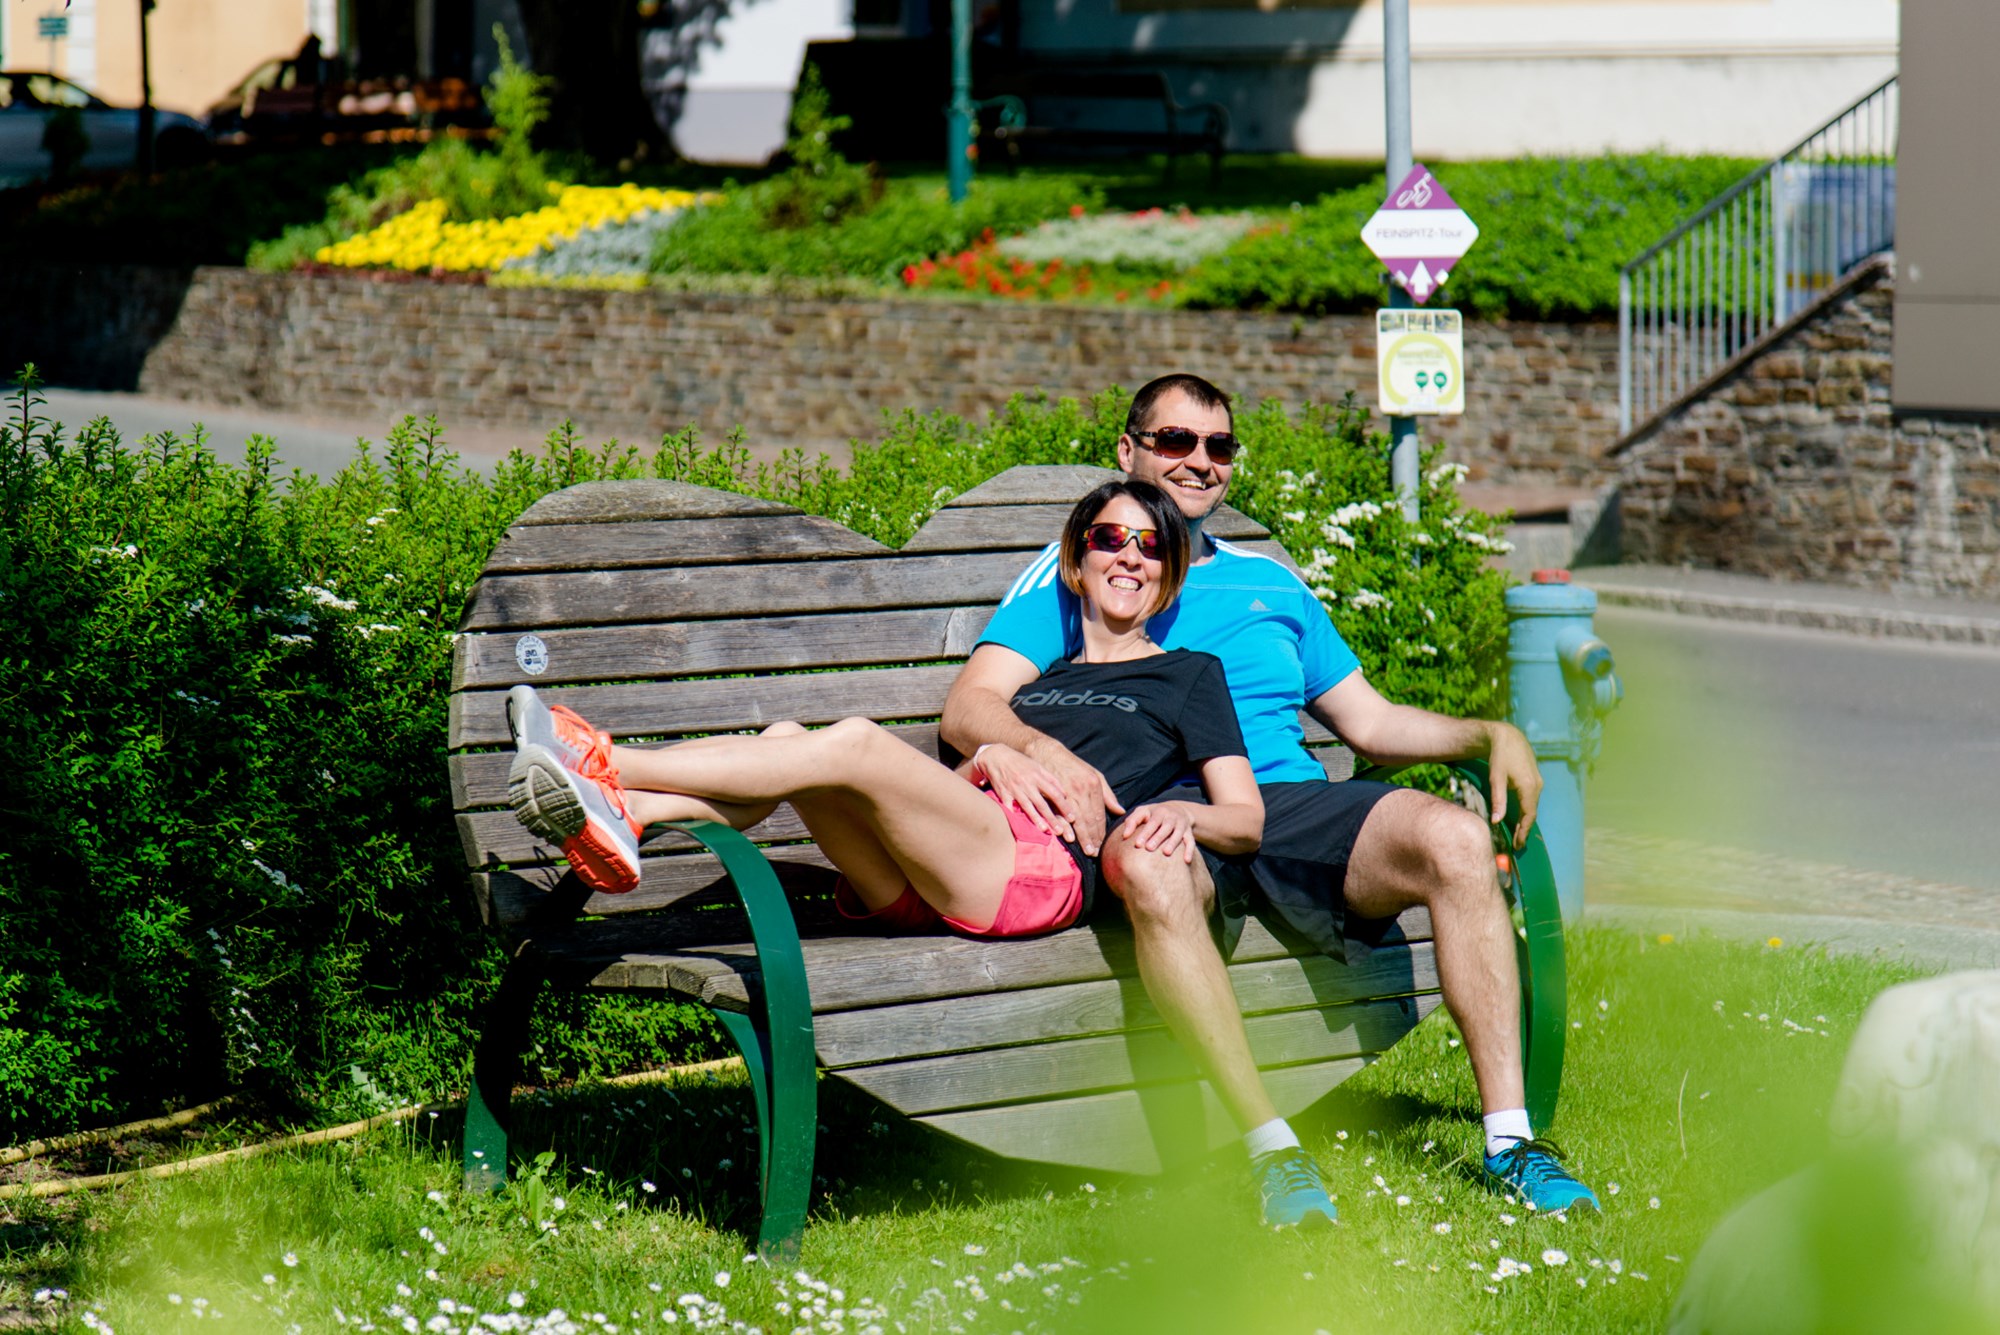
[[1079, 493, 1165, 624]]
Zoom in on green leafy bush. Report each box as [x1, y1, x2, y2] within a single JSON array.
[[648, 82, 1095, 283], [1181, 154, 1756, 320], [248, 29, 555, 271], [0, 366, 1502, 1136]]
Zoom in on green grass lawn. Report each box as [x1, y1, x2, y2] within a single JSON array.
[[3, 927, 1927, 1333]]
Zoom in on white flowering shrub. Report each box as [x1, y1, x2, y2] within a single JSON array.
[[996, 208, 1259, 271], [503, 207, 689, 281], [1226, 396, 1511, 721]]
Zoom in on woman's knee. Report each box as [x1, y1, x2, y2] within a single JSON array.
[[1100, 841, 1210, 924], [759, 720, 807, 738], [816, 716, 893, 768]]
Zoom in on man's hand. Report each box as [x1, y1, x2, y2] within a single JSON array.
[[1118, 801, 1198, 864], [1022, 737, 1123, 856], [1484, 720, 1541, 851]]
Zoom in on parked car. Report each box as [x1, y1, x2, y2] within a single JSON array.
[[0, 71, 208, 184], [205, 40, 484, 149]]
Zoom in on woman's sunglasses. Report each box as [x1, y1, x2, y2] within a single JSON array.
[[1134, 426, 1243, 463], [1082, 523, 1165, 560]]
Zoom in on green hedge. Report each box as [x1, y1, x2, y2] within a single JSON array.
[[1182, 154, 1756, 321], [0, 370, 1507, 1136]]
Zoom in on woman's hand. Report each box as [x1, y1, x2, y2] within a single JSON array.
[[976, 744, 1090, 843], [1118, 801, 1199, 864]]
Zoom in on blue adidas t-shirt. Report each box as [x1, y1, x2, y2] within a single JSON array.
[[978, 536, 1362, 784]]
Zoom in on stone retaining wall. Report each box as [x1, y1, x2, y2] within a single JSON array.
[[3, 264, 1620, 486], [1615, 262, 2000, 599]]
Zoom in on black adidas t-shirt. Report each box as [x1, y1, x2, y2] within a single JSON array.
[[1008, 649, 1246, 914]]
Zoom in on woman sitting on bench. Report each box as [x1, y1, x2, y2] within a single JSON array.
[[504, 479, 1262, 939]]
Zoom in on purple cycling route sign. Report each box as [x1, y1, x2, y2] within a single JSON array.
[[1360, 165, 1480, 306]]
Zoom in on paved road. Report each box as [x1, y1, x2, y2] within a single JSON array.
[[29, 387, 852, 478], [1589, 606, 2000, 894]]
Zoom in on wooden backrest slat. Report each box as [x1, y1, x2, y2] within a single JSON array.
[[510, 480, 799, 525], [484, 516, 888, 574], [450, 607, 993, 692], [459, 552, 1028, 631], [450, 723, 944, 811], [449, 664, 964, 750]]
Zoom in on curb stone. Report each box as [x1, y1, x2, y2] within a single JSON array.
[[1591, 584, 2000, 648]]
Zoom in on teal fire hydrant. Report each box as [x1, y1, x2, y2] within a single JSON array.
[[1505, 571, 1622, 925]]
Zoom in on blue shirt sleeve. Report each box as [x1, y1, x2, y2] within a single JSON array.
[[1297, 584, 1363, 699], [975, 543, 1077, 672]]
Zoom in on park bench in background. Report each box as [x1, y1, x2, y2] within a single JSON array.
[[979, 70, 1229, 185], [445, 464, 1565, 1256]]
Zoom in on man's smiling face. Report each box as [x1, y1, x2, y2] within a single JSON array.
[[1116, 388, 1234, 525]]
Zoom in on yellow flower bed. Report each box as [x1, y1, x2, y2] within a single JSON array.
[[315, 185, 712, 274]]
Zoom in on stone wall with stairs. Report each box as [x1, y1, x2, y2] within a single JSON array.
[[1611, 259, 2000, 599]]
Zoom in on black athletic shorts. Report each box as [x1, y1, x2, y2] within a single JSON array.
[[1145, 778, 1401, 964]]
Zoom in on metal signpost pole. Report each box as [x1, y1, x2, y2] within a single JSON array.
[[138, 0, 158, 175], [1383, 0, 1419, 523], [947, 0, 973, 204]]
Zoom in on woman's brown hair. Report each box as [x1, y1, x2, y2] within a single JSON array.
[[1057, 479, 1191, 617]]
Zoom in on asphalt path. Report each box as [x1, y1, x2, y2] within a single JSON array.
[[30, 387, 855, 478], [1589, 606, 2000, 893], [31, 387, 550, 477]]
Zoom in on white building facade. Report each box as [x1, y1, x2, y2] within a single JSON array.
[[671, 0, 1897, 164]]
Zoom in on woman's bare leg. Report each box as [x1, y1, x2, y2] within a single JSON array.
[[619, 723, 806, 832], [608, 718, 1017, 930]]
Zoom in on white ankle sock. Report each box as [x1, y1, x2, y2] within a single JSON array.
[[1244, 1118, 1301, 1159], [1483, 1109, 1533, 1157]]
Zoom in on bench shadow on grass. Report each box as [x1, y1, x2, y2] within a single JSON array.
[[427, 1070, 1079, 1244], [435, 1055, 1467, 1252]]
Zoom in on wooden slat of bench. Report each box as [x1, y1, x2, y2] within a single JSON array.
[[912, 1047, 1414, 1175], [449, 727, 1351, 812], [813, 941, 1438, 1068], [902, 504, 1268, 555], [451, 723, 948, 811], [510, 480, 797, 526], [481, 516, 889, 574], [460, 552, 1026, 631], [472, 844, 838, 927], [449, 664, 964, 750], [942, 465, 1125, 508], [457, 803, 816, 869], [450, 607, 994, 692], [842, 992, 1431, 1117], [543, 908, 1432, 1011]]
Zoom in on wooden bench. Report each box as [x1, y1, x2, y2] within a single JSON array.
[[979, 70, 1229, 185], [446, 464, 1566, 1256]]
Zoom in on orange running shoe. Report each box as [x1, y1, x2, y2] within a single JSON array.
[[506, 685, 642, 894]]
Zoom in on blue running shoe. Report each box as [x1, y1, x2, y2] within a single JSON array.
[[1482, 1138, 1600, 1213], [1253, 1147, 1337, 1229]]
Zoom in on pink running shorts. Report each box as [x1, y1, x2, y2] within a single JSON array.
[[833, 788, 1084, 938]]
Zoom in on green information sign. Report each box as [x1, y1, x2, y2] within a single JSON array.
[[38, 14, 70, 39]]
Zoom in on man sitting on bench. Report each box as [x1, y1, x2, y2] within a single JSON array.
[[941, 372, 1599, 1228]]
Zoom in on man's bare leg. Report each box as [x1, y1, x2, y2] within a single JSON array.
[[1098, 840, 1276, 1134], [1343, 788, 1524, 1113]]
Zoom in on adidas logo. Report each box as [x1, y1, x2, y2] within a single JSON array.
[[1249, 598, 1269, 611]]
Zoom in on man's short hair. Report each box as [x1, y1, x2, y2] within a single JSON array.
[[1124, 373, 1233, 438]]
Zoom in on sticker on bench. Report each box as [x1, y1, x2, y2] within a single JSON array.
[[514, 634, 549, 676]]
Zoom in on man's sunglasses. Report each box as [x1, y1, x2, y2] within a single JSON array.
[[1082, 523, 1166, 560], [1134, 426, 1243, 463]]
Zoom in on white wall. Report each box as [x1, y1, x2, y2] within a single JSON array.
[[671, 0, 854, 163], [1018, 0, 1900, 158]]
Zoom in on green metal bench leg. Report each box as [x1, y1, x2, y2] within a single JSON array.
[[1510, 822, 1566, 1131], [670, 820, 816, 1261], [464, 952, 547, 1193], [1352, 760, 1568, 1131]]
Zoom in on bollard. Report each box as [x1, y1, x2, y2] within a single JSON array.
[[1505, 569, 1622, 925]]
